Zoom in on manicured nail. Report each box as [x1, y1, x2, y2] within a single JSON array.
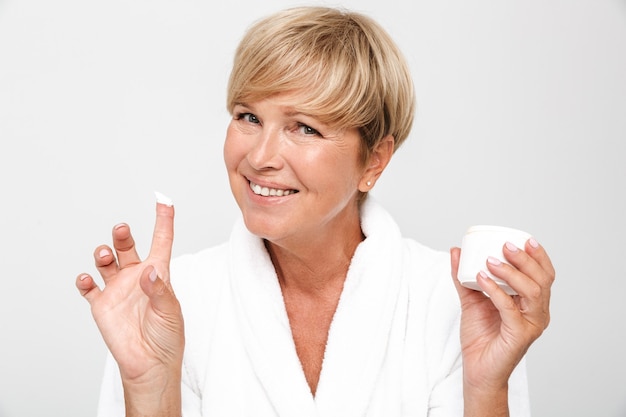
[[79, 274, 89, 281], [529, 237, 539, 248], [99, 248, 109, 258], [114, 223, 126, 230], [149, 268, 158, 282], [487, 256, 502, 266], [479, 270, 490, 280], [154, 191, 173, 207], [505, 241, 519, 252]]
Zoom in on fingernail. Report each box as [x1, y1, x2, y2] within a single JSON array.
[[99, 248, 109, 258], [505, 241, 519, 252], [79, 274, 89, 281], [149, 268, 158, 282], [529, 237, 539, 248], [154, 191, 173, 207], [479, 270, 490, 280], [487, 256, 502, 266], [114, 223, 126, 230]]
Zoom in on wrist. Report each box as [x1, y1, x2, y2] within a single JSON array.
[[122, 367, 182, 417], [463, 381, 509, 417]]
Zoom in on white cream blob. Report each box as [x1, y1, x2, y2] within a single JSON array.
[[154, 191, 174, 207]]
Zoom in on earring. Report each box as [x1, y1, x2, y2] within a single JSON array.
[[366, 181, 372, 187]]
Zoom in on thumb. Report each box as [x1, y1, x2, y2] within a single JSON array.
[[450, 246, 461, 280], [450, 246, 476, 300], [139, 265, 180, 315]]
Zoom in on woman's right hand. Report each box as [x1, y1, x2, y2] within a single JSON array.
[[76, 200, 184, 415]]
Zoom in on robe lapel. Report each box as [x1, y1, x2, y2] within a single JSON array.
[[314, 199, 405, 416], [228, 198, 405, 417]]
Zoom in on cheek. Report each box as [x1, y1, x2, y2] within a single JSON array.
[[223, 127, 245, 171], [303, 153, 361, 194]]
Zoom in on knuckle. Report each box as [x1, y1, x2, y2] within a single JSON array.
[[517, 251, 533, 268], [526, 282, 542, 299], [153, 229, 172, 240], [548, 270, 556, 283], [115, 240, 135, 252], [544, 313, 551, 330]]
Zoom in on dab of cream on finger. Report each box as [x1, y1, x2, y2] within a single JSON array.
[[154, 191, 174, 207]]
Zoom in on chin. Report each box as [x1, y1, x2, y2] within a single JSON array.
[[240, 210, 284, 241]]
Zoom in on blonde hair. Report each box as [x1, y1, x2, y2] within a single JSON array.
[[226, 6, 415, 159]]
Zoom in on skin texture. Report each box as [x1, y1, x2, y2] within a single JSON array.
[[76, 92, 554, 416]]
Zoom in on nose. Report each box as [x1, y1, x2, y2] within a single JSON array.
[[247, 127, 284, 171]]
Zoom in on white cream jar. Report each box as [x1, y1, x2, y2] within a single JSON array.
[[458, 225, 532, 296]]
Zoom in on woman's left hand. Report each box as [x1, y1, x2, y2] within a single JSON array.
[[450, 238, 555, 397]]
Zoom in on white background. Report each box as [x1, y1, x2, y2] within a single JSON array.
[[1, 0, 625, 416]]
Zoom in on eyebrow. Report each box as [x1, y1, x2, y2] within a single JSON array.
[[233, 102, 252, 110], [284, 110, 307, 118]]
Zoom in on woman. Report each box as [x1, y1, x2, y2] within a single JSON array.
[[76, 6, 554, 417]]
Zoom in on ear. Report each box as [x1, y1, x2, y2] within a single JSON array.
[[358, 135, 395, 192]]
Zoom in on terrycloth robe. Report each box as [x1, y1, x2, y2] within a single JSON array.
[[97, 199, 530, 416]]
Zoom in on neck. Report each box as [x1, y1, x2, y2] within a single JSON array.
[[265, 216, 364, 296]]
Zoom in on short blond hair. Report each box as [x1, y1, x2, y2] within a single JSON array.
[[226, 6, 415, 159]]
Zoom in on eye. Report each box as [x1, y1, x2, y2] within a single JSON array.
[[236, 112, 260, 124], [297, 123, 321, 137]]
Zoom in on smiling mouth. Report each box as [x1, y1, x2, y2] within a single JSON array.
[[249, 181, 299, 197]]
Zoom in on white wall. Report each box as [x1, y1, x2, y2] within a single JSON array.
[[1, 0, 624, 415]]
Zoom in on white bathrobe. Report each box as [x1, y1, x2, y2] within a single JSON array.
[[97, 199, 530, 416]]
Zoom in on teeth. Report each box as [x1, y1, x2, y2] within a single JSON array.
[[249, 181, 296, 196]]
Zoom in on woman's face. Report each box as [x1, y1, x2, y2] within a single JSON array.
[[224, 93, 368, 247]]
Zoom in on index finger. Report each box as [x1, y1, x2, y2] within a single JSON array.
[[149, 193, 175, 262]]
